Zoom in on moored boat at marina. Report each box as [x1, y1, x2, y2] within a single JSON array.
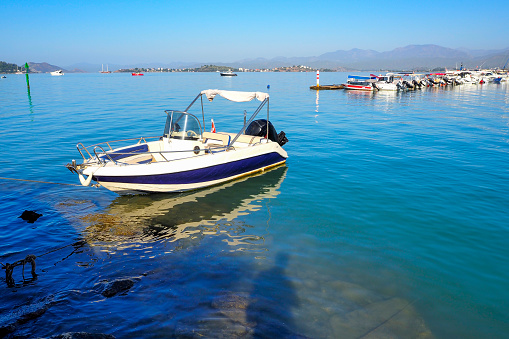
[[65, 89, 289, 194], [371, 73, 398, 91], [336, 69, 507, 93], [343, 75, 377, 91]]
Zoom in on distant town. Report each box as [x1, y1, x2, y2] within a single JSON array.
[[1, 61, 453, 74], [0, 62, 340, 74], [116, 65, 339, 73]]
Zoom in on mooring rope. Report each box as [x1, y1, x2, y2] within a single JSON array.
[[1, 241, 85, 286], [1, 255, 37, 286], [0, 176, 82, 187]]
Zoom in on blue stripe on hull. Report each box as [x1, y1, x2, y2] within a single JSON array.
[[94, 152, 285, 185]]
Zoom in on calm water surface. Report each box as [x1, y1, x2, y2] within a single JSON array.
[[1, 72, 508, 338]]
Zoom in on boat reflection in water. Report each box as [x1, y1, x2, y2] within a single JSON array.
[[79, 165, 287, 252]]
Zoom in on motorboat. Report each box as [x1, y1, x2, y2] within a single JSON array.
[[372, 73, 398, 91], [343, 75, 377, 91], [132, 72, 144, 76], [1, 76, 6, 79], [50, 70, 64, 76], [65, 89, 289, 194], [398, 73, 427, 90], [220, 70, 237, 76]]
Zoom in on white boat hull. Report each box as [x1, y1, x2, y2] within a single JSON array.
[[82, 141, 287, 194], [375, 82, 398, 91]]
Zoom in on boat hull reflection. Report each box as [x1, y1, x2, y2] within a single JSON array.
[[80, 165, 288, 249]]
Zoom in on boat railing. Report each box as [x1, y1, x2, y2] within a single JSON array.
[[78, 135, 229, 164], [94, 145, 117, 165], [77, 142, 93, 161], [76, 136, 160, 162]]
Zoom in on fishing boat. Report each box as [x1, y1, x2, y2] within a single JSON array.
[[132, 72, 144, 76], [65, 89, 289, 194], [50, 70, 64, 76], [220, 70, 237, 76], [343, 75, 377, 91]]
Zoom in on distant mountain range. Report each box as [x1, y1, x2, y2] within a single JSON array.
[[26, 62, 86, 73], [23, 45, 509, 73], [227, 45, 509, 70]]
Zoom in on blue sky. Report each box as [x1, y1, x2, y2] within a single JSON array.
[[2, 0, 508, 66]]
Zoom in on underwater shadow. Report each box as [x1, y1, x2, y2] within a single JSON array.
[[247, 252, 307, 338]]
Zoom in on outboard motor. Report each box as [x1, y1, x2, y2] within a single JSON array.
[[245, 119, 288, 147], [404, 81, 414, 89]]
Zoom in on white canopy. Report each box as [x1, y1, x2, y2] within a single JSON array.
[[201, 89, 269, 103]]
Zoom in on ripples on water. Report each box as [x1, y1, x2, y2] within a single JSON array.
[[0, 73, 508, 338]]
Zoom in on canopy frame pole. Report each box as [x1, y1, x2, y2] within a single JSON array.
[[183, 93, 205, 137], [228, 98, 268, 149], [184, 93, 203, 113], [266, 98, 270, 140], [200, 95, 205, 133]]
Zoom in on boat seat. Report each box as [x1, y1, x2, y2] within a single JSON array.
[[202, 132, 231, 146], [231, 134, 260, 145], [122, 154, 154, 165], [202, 132, 261, 146]]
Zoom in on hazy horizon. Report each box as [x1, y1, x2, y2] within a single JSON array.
[[3, 0, 509, 66]]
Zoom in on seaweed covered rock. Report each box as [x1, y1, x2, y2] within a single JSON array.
[[101, 279, 134, 297], [0, 297, 53, 336]]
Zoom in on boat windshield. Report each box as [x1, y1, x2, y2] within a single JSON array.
[[164, 111, 202, 140]]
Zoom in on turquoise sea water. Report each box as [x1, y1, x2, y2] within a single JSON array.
[[1, 72, 508, 338]]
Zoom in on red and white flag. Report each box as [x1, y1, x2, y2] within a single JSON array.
[[211, 119, 216, 133]]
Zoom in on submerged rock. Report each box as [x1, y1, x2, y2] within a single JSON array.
[[0, 297, 53, 336], [211, 292, 250, 310], [49, 332, 115, 339], [19, 210, 43, 223], [101, 279, 134, 297], [211, 292, 252, 327], [0, 323, 16, 337]]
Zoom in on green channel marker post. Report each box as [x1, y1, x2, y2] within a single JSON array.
[[25, 62, 30, 93]]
